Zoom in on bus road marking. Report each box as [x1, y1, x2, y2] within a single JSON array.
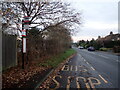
[[88, 77, 101, 90], [70, 65, 73, 71], [66, 76, 71, 90], [61, 65, 69, 71], [75, 66, 78, 71], [52, 75, 62, 89], [76, 77, 90, 89], [51, 75, 102, 89]]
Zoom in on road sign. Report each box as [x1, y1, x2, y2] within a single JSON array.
[[24, 16, 30, 23], [22, 30, 26, 36], [22, 16, 30, 24], [24, 24, 29, 29]]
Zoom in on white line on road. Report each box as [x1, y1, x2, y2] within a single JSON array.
[[79, 54, 96, 71], [86, 62, 90, 65], [80, 49, 110, 59], [116, 60, 120, 63], [91, 67, 95, 70], [90, 52, 96, 55], [99, 55, 109, 59], [99, 75, 108, 83], [83, 59, 86, 62], [78, 54, 82, 58]]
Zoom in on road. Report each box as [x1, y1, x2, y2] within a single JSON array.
[[48, 47, 120, 89]]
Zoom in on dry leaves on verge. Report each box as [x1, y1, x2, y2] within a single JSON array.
[[2, 65, 49, 88]]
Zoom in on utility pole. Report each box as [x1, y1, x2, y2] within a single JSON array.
[[22, 16, 30, 69], [22, 20, 24, 69]]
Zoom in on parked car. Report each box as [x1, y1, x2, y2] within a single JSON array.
[[88, 46, 95, 51], [78, 46, 84, 49]]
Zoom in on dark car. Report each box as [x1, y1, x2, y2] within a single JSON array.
[[88, 46, 95, 51]]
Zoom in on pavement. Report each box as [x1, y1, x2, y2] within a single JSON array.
[[47, 47, 120, 89]]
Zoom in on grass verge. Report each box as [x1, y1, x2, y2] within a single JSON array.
[[38, 48, 76, 68]]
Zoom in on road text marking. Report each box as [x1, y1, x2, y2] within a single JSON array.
[[52, 75, 62, 89], [88, 77, 101, 89], [61, 65, 69, 71], [66, 76, 71, 89], [76, 77, 90, 89], [61, 65, 87, 72], [51, 75, 102, 89]]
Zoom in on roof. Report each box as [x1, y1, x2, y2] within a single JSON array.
[[97, 33, 120, 42]]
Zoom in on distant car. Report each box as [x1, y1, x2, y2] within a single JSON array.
[[78, 46, 84, 49], [88, 46, 95, 51], [80, 46, 84, 49]]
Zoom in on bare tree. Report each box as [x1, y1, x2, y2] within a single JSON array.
[[1, 2, 81, 35], [1, 1, 81, 64]]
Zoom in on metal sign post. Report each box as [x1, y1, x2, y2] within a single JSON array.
[[22, 16, 30, 69]]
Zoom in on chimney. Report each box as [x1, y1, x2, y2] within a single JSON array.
[[98, 36, 101, 39], [110, 31, 113, 35]]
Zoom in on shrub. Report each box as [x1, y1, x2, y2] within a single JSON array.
[[113, 46, 120, 53], [99, 48, 108, 51]]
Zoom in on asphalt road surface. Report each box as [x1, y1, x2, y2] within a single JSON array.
[[48, 47, 120, 89]]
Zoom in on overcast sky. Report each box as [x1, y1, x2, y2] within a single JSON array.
[[62, 0, 119, 42]]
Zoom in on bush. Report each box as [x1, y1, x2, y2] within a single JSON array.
[[38, 49, 76, 68], [113, 46, 120, 53], [99, 48, 108, 51]]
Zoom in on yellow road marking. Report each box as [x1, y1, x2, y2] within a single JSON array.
[[70, 65, 73, 71], [52, 75, 62, 89], [66, 76, 71, 90], [91, 67, 95, 70], [82, 69, 87, 72], [86, 83, 91, 90], [61, 65, 69, 71], [99, 75, 108, 83], [76, 77, 81, 88], [61, 65, 65, 71], [75, 66, 78, 71], [88, 77, 101, 90], [76, 77, 90, 90]]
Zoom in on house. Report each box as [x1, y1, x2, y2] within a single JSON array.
[[104, 32, 120, 41], [97, 32, 120, 42], [96, 32, 120, 48]]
